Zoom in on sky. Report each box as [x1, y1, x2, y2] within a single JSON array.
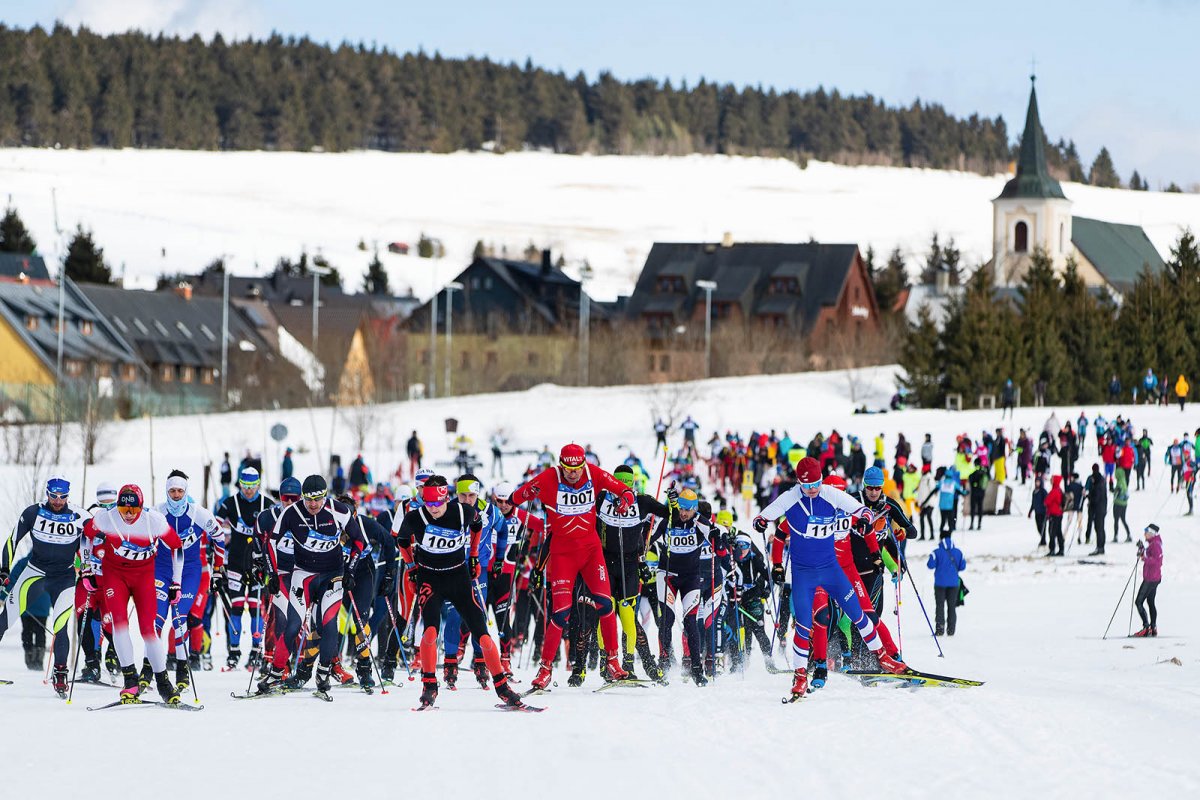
[[5, 0, 1199, 188]]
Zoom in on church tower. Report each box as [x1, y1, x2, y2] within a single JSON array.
[[992, 77, 1074, 285]]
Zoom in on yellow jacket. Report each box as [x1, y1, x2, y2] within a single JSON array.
[[1176, 375, 1190, 398]]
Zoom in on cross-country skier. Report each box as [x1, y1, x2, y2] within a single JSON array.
[[0, 476, 92, 697], [213, 466, 269, 670]]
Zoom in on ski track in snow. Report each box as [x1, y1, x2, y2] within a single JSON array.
[[0, 367, 1197, 798]]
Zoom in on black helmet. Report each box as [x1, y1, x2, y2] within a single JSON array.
[[301, 474, 328, 499]]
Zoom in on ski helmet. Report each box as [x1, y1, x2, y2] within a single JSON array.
[[795, 457, 821, 485], [45, 475, 70, 499], [823, 474, 847, 491], [117, 485, 144, 521], [863, 466, 885, 488], [559, 443, 587, 469], [95, 482, 118, 508], [492, 481, 516, 502], [677, 489, 699, 510]]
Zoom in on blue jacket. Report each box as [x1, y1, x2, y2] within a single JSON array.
[[937, 470, 966, 511], [927, 537, 966, 588]]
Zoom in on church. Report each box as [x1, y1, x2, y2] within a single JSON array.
[[988, 77, 1164, 296]]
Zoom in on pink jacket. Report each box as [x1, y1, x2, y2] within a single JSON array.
[[1143, 535, 1163, 582]]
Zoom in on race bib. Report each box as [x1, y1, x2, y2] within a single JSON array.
[[802, 515, 850, 540], [557, 481, 594, 516], [598, 496, 639, 527], [420, 523, 466, 554]]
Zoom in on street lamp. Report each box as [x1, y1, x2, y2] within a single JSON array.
[[578, 263, 594, 386], [310, 264, 332, 399], [443, 281, 464, 397], [696, 279, 718, 379], [220, 260, 230, 407]]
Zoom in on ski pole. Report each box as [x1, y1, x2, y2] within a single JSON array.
[[902, 559, 944, 657], [1126, 562, 1139, 637], [346, 588, 388, 694], [1102, 558, 1138, 640], [893, 576, 903, 658], [172, 601, 201, 704], [382, 592, 412, 678], [66, 605, 90, 705]]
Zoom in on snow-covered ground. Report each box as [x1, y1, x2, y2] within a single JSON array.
[[2, 148, 1199, 301], [1, 366, 1197, 798]]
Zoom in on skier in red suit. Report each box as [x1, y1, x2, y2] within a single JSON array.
[[510, 443, 636, 689]]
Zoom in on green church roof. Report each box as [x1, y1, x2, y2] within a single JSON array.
[[997, 78, 1067, 201], [1071, 216, 1164, 294]]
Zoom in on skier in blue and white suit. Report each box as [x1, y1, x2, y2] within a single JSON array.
[[754, 456, 908, 698]]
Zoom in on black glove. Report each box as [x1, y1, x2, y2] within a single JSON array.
[[167, 582, 181, 603], [489, 560, 504, 580], [405, 562, 421, 585], [638, 560, 653, 584], [530, 570, 544, 593], [265, 573, 280, 595], [469, 556, 481, 579], [666, 485, 680, 505], [0, 567, 9, 586], [771, 564, 785, 585], [343, 570, 356, 592], [378, 572, 396, 598], [752, 516, 768, 534], [212, 572, 227, 596]]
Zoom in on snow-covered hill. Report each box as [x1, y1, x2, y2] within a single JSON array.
[[2, 149, 1198, 301], [1, 367, 1197, 798]]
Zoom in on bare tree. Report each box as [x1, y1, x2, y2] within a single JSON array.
[[76, 383, 112, 466], [645, 382, 699, 431], [339, 375, 380, 454], [3, 423, 53, 508]]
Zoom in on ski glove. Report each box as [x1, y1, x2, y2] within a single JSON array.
[[752, 516, 768, 534], [0, 567, 10, 586], [343, 570, 356, 592], [615, 490, 636, 516], [638, 560, 653, 584], [530, 570, 545, 593], [80, 574, 98, 594], [771, 564, 785, 585], [469, 556, 481, 580], [666, 485, 680, 506], [891, 571, 902, 586], [167, 582, 181, 603], [265, 574, 280, 595]]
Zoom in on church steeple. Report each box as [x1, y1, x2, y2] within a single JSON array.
[[996, 76, 1067, 200]]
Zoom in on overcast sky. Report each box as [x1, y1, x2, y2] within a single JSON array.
[[7, 0, 1199, 188]]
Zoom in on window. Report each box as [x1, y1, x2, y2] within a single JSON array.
[[655, 275, 686, 294], [64, 359, 84, 377], [95, 362, 112, 378], [112, 316, 128, 333], [1014, 221, 1029, 252], [199, 324, 216, 342], [648, 354, 657, 372], [133, 318, 149, 335], [176, 321, 192, 338], [484, 277, 493, 290], [80, 319, 93, 336], [200, 367, 215, 385], [25, 315, 38, 331], [420, 349, 430, 365], [486, 351, 497, 367], [659, 354, 671, 371], [154, 320, 169, 337], [461, 351, 470, 369], [1059, 222, 1065, 254], [769, 277, 798, 295], [527, 351, 539, 367], [470, 277, 481, 289], [180, 365, 195, 383], [159, 364, 175, 382], [120, 364, 137, 382]]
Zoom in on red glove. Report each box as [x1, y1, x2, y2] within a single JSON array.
[[615, 490, 636, 515]]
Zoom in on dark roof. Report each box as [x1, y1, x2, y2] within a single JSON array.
[[0, 278, 142, 372], [626, 242, 862, 332], [187, 264, 350, 306], [81, 285, 271, 369], [1071, 216, 1165, 294], [996, 79, 1067, 201], [0, 253, 52, 282]]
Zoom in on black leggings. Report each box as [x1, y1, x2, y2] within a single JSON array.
[[1047, 516, 1064, 554], [1113, 506, 1131, 540], [1135, 580, 1159, 628], [920, 508, 934, 538]]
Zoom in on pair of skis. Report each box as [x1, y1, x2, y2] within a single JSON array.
[[782, 668, 984, 703], [87, 698, 204, 712]]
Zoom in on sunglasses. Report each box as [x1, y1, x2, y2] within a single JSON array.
[[117, 504, 140, 514], [47, 492, 69, 500], [799, 480, 822, 491], [302, 492, 327, 501], [424, 499, 447, 508], [864, 485, 883, 491]]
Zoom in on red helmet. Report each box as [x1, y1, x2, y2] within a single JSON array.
[[117, 484, 144, 521], [559, 443, 587, 469], [795, 457, 821, 484], [822, 474, 847, 491]]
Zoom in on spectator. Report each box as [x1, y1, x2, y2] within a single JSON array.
[[967, 457, 988, 531], [1084, 464, 1108, 556], [281, 447, 294, 482], [490, 432, 505, 478], [1016, 429, 1033, 484], [1112, 467, 1131, 543], [1143, 368, 1159, 404], [916, 467, 937, 540], [1000, 378, 1015, 419], [406, 430, 423, 478], [920, 433, 933, 473], [219, 451, 232, 500], [1045, 475, 1064, 556], [1133, 525, 1163, 637], [1108, 374, 1122, 403], [1029, 476, 1047, 547], [1136, 429, 1153, 489], [1064, 472, 1084, 545], [1175, 374, 1189, 412], [1033, 377, 1047, 407], [938, 466, 966, 535], [927, 531, 967, 636]]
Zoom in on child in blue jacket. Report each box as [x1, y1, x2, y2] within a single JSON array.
[[927, 532, 967, 635]]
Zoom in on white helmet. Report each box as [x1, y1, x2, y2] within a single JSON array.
[[492, 481, 516, 501]]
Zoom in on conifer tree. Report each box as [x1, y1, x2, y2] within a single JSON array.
[[0, 206, 37, 253], [899, 303, 942, 407], [62, 225, 112, 284], [364, 251, 389, 295]]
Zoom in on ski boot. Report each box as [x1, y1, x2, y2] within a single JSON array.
[[245, 647, 263, 673], [500, 652, 514, 679], [25, 644, 43, 671], [51, 664, 69, 698], [690, 660, 708, 687], [443, 655, 459, 689], [80, 657, 103, 685], [189, 652, 202, 672], [356, 656, 375, 689], [530, 662, 553, 692], [379, 658, 397, 685], [493, 675, 526, 709], [1132, 626, 1151, 638], [285, 659, 313, 689], [314, 663, 333, 700], [681, 655, 692, 682], [418, 673, 438, 709], [622, 652, 635, 676], [599, 650, 611, 682], [138, 659, 154, 694], [199, 651, 213, 671], [837, 649, 853, 672], [166, 653, 177, 671], [811, 660, 828, 689], [472, 656, 490, 689], [257, 665, 285, 695], [120, 666, 141, 704], [331, 656, 355, 685], [105, 643, 120, 676], [604, 653, 630, 682], [877, 651, 909, 675], [787, 667, 808, 700], [225, 648, 242, 671], [175, 659, 191, 693], [155, 671, 181, 705], [567, 663, 586, 687]]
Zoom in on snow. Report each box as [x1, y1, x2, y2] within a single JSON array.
[[3, 149, 1199, 302], [1, 366, 1198, 798]]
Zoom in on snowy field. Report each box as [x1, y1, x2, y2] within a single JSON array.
[[2, 148, 1199, 300], [1, 366, 1197, 799]]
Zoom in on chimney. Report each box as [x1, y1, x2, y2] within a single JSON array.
[[541, 249, 552, 277], [935, 266, 949, 296], [175, 281, 193, 301], [721, 231, 735, 248]]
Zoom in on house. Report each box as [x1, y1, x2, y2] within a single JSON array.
[[0, 255, 143, 418], [80, 283, 302, 410], [624, 239, 880, 380], [405, 252, 603, 395], [989, 77, 1165, 295]]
